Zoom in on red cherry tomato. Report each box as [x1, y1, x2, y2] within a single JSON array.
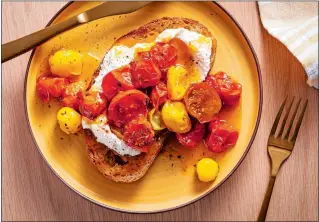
[[176, 122, 206, 148], [102, 66, 134, 101], [61, 81, 85, 110], [205, 72, 242, 106], [108, 89, 149, 127], [131, 58, 161, 88], [79, 91, 107, 119], [36, 76, 69, 103], [123, 118, 155, 152], [150, 43, 177, 73], [205, 119, 239, 153], [150, 81, 168, 110]]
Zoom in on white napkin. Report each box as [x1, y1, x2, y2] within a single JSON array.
[[258, 2, 318, 89]]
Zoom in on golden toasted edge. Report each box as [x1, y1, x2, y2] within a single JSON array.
[[85, 17, 217, 183], [85, 130, 168, 183]]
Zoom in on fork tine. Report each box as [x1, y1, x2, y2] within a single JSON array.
[[284, 98, 302, 140], [290, 99, 308, 143], [269, 95, 288, 136], [277, 97, 295, 137]]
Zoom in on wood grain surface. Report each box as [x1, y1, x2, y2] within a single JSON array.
[[2, 2, 318, 221]]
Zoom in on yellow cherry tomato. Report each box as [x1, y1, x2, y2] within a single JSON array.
[[196, 158, 219, 182], [148, 108, 166, 130], [70, 53, 101, 89], [49, 49, 83, 77], [161, 101, 191, 133], [57, 107, 82, 134], [167, 65, 200, 100]]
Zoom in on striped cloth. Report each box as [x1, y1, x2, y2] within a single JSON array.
[[258, 2, 318, 89]]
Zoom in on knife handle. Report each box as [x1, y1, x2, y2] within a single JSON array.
[[2, 17, 80, 63]]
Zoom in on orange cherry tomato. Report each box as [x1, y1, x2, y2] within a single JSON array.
[[205, 119, 238, 153], [79, 91, 107, 119], [108, 89, 149, 127], [184, 82, 222, 123], [61, 81, 85, 110], [176, 122, 206, 148], [102, 66, 134, 100], [131, 58, 161, 88], [123, 118, 155, 152], [150, 81, 168, 110], [36, 76, 69, 103], [205, 72, 242, 106]]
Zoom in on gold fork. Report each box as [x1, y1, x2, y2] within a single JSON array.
[[257, 96, 308, 222]]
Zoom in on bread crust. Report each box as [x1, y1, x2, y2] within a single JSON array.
[[84, 17, 217, 183]]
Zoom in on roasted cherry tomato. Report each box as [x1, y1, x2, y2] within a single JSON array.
[[57, 107, 82, 134], [102, 66, 134, 100], [49, 49, 83, 78], [150, 81, 168, 110], [161, 101, 191, 133], [148, 108, 166, 130], [169, 38, 189, 63], [205, 119, 239, 153], [79, 91, 107, 119], [108, 89, 149, 127], [184, 82, 222, 123], [69, 52, 101, 89], [205, 72, 242, 106], [36, 76, 69, 103], [62, 81, 86, 110], [176, 122, 206, 148], [131, 58, 161, 88], [197, 158, 219, 182], [123, 118, 155, 152], [150, 43, 177, 73]]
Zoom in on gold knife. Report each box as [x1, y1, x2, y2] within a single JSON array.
[[1, 2, 151, 63]]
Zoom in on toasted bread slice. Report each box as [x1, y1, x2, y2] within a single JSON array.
[[85, 129, 169, 183], [85, 17, 217, 183]]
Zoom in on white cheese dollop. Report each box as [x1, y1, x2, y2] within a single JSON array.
[[90, 43, 153, 92], [82, 115, 141, 156]]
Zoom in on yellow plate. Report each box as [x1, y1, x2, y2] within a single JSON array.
[[25, 2, 262, 213]]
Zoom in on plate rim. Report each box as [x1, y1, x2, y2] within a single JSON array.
[[24, 1, 263, 214]]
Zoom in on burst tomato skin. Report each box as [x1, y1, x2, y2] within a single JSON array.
[[123, 118, 155, 152], [36, 76, 69, 103], [79, 91, 107, 119], [137, 43, 177, 81], [205, 72, 242, 106], [108, 89, 149, 128], [130, 58, 161, 88], [61, 81, 85, 110], [150, 81, 168, 110], [205, 119, 239, 153], [102, 72, 121, 101], [102, 66, 134, 101], [62, 95, 81, 110], [176, 122, 206, 148], [150, 43, 177, 73]]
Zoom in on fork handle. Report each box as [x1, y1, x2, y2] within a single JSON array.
[[1, 17, 80, 63], [257, 176, 276, 222]]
